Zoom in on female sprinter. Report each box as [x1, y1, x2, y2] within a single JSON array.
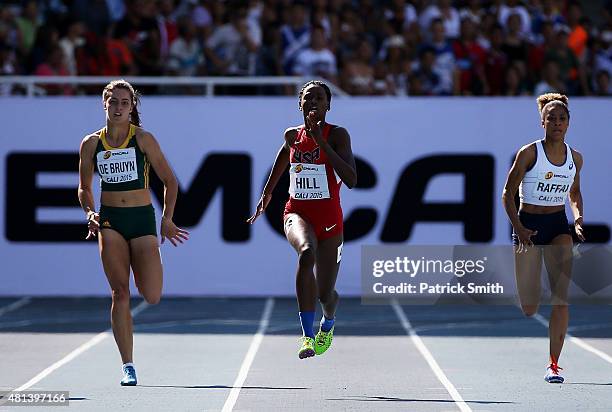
[[502, 93, 585, 383], [78, 80, 189, 385], [247, 80, 357, 358]]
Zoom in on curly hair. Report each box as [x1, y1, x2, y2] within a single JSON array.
[[537, 93, 570, 119]]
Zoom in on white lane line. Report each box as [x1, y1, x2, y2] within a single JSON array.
[[221, 297, 274, 412], [13, 300, 150, 392], [533, 313, 612, 364], [0, 297, 31, 317], [392, 301, 472, 412]]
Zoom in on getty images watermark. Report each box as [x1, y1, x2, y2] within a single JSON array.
[[361, 245, 612, 305]]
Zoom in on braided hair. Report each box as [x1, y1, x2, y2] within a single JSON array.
[[298, 80, 332, 111]]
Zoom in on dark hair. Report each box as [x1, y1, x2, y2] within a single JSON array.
[[298, 80, 332, 110], [102, 79, 142, 126], [537, 93, 570, 119]]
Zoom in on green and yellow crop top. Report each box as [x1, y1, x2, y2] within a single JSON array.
[[93, 124, 150, 191]]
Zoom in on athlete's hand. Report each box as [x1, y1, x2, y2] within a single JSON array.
[[574, 217, 585, 242], [515, 225, 538, 253], [161, 217, 190, 247], [305, 110, 324, 145], [247, 192, 272, 224], [85, 211, 100, 240]]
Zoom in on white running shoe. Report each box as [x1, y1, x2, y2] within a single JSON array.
[[544, 362, 564, 383]]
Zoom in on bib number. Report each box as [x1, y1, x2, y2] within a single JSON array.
[[289, 163, 330, 200], [531, 172, 571, 204], [97, 148, 138, 184]]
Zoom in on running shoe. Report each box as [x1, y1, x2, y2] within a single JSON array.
[[544, 362, 564, 383], [120, 365, 137, 386], [298, 336, 316, 359], [314, 325, 334, 355]]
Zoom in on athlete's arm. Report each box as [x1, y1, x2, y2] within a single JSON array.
[[569, 150, 585, 242], [246, 128, 294, 224], [138, 131, 189, 246], [325, 126, 357, 189], [78, 135, 99, 239], [502, 144, 537, 250], [305, 115, 357, 188]]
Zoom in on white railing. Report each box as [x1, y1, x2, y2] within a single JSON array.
[[0, 76, 349, 97]]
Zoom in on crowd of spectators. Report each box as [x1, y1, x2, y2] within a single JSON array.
[[1, 0, 611, 96]]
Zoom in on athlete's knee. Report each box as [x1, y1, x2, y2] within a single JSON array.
[[142, 292, 161, 305], [111, 285, 130, 304], [521, 304, 539, 317], [318, 289, 338, 305], [298, 245, 316, 268], [551, 304, 569, 313]]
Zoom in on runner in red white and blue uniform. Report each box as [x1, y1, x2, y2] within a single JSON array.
[[248, 80, 357, 359]]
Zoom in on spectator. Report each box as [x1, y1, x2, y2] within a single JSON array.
[[279, 1, 310, 75], [167, 16, 204, 77], [205, 6, 261, 75], [0, 6, 20, 51], [34, 45, 73, 95], [531, 0, 565, 35], [486, 24, 508, 95], [593, 69, 611, 95], [496, 0, 531, 39], [379, 34, 411, 96], [157, 0, 179, 61], [341, 38, 375, 95], [501, 13, 528, 76], [409, 46, 443, 96], [453, 18, 488, 95], [545, 25, 586, 94], [534, 60, 565, 95], [528, 21, 555, 87], [460, 0, 486, 26], [16, 0, 40, 56], [71, 0, 112, 36], [384, 0, 417, 36], [424, 18, 458, 95], [77, 30, 136, 77], [59, 20, 85, 76], [372, 60, 396, 95], [311, 0, 336, 41], [593, 31, 612, 89], [190, 0, 213, 38], [0, 43, 17, 95], [28, 24, 60, 74], [336, 5, 365, 66], [503, 64, 528, 95], [420, 0, 461, 39], [114, 0, 163, 76], [292, 25, 337, 85], [567, 2, 588, 62]]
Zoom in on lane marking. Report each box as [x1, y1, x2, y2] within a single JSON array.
[[12, 300, 150, 392], [222, 298, 274, 412], [533, 313, 612, 364], [392, 301, 472, 412], [0, 297, 31, 317]]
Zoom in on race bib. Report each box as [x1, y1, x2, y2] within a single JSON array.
[[531, 171, 571, 204], [97, 148, 138, 184], [289, 163, 330, 200]]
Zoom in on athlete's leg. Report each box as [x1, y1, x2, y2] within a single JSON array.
[[284, 213, 318, 313], [130, 235, 162, 305], [543, 234, 573, 363], [314, 233, 343, 320], [99, 229, 133, 364], [514, 245, 543, 316]]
